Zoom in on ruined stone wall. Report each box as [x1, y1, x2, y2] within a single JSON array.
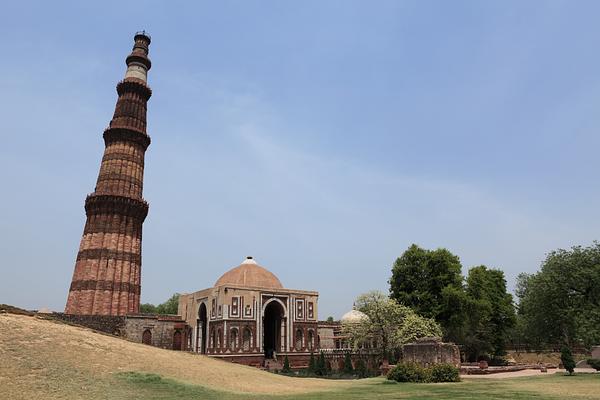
[[402, 339, 460, 368], [123, 315, 188, 350], [51, 313, 126, 335], [317, 322, 338, 349]]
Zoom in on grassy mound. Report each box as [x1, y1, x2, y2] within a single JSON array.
[[1, 313, 599, 400]]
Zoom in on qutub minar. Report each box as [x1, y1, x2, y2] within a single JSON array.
[[60, 32, 460, 371], [65, 32, 152, 316]]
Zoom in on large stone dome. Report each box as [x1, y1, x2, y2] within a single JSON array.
[[215, 257, 283, 289]]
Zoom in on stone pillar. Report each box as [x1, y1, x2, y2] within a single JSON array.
[[65, 32, 153, 316]]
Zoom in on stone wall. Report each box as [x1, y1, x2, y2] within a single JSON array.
[[123, 314, 189, 350], [50, 313, 189, 351], [402, 337, 460, 368], [317, 322, 336, 349], [50, 313, 126, 335]]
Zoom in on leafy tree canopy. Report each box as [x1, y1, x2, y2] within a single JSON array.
[[343, 290, 442, 358], [516, 243, 600, 348], [389, 244, 464, 338], [140, 293, 180, 315], [463, 266, 516, 361]]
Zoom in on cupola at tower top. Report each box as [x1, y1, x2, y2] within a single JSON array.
[[125, 30, 152, 82]]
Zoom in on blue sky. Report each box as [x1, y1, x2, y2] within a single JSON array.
[[1, 1, 599, 318]]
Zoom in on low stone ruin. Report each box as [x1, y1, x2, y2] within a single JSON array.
[[402, 337, 460, 368]]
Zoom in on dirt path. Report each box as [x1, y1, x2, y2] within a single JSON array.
[[463, 368, 597, 379]]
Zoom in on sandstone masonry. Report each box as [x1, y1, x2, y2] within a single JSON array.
[[65, 32, 153, 316]]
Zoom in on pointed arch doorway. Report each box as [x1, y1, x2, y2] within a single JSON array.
[[196, 303, 207, 354], [263, 300, 285, 359]]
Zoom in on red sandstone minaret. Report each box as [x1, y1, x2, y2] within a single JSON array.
[[65, 32, 153, 315]]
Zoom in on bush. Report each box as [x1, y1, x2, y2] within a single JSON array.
[[561, 347, 575, 375], [489, 357, 508, 366], [316, 351, 327, 376], [307, 352, 316, 373], [282, 355, 291, 373], [343, 352, 354, 374], [387, 363, 460, 383], [587, 359, 600, 371], [429, 364, 461, 382], [355, 358, 369, 378], [387, 363, 429, 383]]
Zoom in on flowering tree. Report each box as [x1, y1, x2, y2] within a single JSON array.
[[343, 290, 442, 359]]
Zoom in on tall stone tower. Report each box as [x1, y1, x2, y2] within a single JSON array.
[[65, 32, 152, 315]]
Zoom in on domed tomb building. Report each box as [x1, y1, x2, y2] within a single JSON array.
[[178, 257, 319, 367]]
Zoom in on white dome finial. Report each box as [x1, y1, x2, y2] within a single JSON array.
[[242, 256, 257, 265]]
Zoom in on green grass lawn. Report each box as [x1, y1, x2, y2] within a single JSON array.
[[112, 372, 600, 400]]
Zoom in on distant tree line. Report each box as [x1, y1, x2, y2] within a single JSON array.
[[388, 242, 600, 361], [140, 293, 180, 315]]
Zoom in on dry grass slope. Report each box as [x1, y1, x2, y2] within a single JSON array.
[[2, 313, 599, 400], [0, 313, 351, 399]]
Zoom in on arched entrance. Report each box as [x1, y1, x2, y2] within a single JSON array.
[[142, 329, 152, 345], [263, 300, 285, 359], [197, 303, 207, 354], [173, 330, 182, 350]]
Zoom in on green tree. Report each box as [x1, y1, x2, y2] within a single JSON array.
[[355, 357, 368, 378], [316, 351, 327, 376], [343, 352, 354, 374], [282, 355, 291, 373], [139, 293, 180, 315], [463, 266, 516, 361], [307, 352, 316, 374], [326, 316, 334, 322], [517, 243, 600, 348], [389, 244, 466, 340], [139, 303, 156, 314], [343, 291, 442, 358], [561, 347, 575, 375]]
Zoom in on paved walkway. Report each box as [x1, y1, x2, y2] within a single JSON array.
[[463, 367, 597, 379]]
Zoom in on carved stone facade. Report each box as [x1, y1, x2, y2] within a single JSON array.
[[179, 257, 319, 367], [65, 32, 152, 316]]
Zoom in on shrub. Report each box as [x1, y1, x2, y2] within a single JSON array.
[[587, 359, 600, 371], [326, 360, 332, 374], [429, 364, 461, 382], [282, 355, 291, 373], [387, 363, 429, 383], [316, 351, 327, 376], [489, 357, 508, 366], [307, 352, 316, 373], [343, 352, 354, 374], [387, 363, 461, 383], [355, 358, 369, 378], [561, 347, 575, 375]]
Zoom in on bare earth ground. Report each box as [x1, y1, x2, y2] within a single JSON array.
[[507, 350, 588, 365], [0, 313, 351, 399]]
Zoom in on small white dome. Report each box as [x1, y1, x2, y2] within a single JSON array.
[[341, 308, 368, 323]]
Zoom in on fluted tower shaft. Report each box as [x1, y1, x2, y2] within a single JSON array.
[[65, 32, 152, 315]]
